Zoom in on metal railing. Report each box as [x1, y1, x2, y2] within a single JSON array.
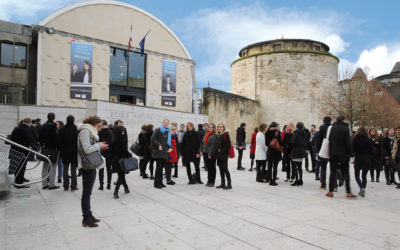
[[0, 134, 53, 191]]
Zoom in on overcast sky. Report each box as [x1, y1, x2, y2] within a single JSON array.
[[1, 0, 399, 91]]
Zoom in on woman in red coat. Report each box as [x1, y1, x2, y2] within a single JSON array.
[[166, 125, 178, 185], [249, 128, 258, 171]]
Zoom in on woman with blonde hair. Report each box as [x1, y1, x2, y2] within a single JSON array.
[[210, 123, 232, 190]]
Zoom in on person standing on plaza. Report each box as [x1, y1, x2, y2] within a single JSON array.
[[98, 120, 113, 190], [111, 126, 131, 199], [255, 123, 268, 183], [266, 122, 283, 186], [317, 116, 332, 190], [58, 115, 79, 191], [312, 130, 321, 181], [151, 119, 172, 189], [391, 127, 400, 188], [326, 115, 357, 198], [10, 118, 35, 188], [210, 123, 232, 190], [200, 123, 209, 170], [78, 115, 107, 227], [146, 124, 156, 180], [39, 112, 59, 190], [308, 125, 317, 172], [56, 121, 64, 184], [290, 122, 308, 187], [249, 127, 258, 171], [236, 123, 246, 171], [177, 123, 185, 168], [200, 123, 217, 187], [382, 128, 397, 185], [282, 123, 294, 182], [166, 126, 178, 185], [138, 125, 150, 179], [352, 127, 374, 197], [181, 122, 202, 184], [369, 128, 382, 182]]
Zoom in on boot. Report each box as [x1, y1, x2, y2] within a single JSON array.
[[298, 179, 303, 186], [106, 184, 111, 190], [124, 187, 130, 194], [326, 192, 334, 198], [90, 215, 100, 223], [291, 180, 298, 187], [99, 184, 103, 191], [82, 218, 98, 227], [216, 183, 225, 188], [114, 192, 119, 199]]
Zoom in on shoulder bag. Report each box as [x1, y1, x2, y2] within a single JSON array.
[[318, 126, 332, 159], [269, 131, 284, 153], [119, 157, 139, 172], [78, 138, 103, 170]]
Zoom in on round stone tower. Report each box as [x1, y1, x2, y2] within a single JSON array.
[[231, 39, 339, 126]]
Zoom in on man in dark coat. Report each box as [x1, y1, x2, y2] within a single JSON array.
[[10, 118, 35, 187], [58, 115, 78, 191], [39, 112, 59, 190], [236, 123, 246, 170], [326, 115, 356, 198], [317, 116, 331, 189]]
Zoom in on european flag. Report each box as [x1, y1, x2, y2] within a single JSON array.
[[139, 36, 146, 57]]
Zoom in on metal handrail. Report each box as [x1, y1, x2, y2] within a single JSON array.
[[0, 134, 53, 187]]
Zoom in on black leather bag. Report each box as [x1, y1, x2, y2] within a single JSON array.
[[39, 147, 58, 163], [130, 139, 144, 157], [119, 157, 139, 172]]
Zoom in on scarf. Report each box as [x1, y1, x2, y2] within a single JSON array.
[[160, 125, 171, 147], [281, 128, 292, 141], [205, 131, 214, 145], [171, 133, 178, 140], [78, 123, 99, 141]]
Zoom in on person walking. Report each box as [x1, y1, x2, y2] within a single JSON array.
[[249, 127, 258, 171], [10, 118, 35, 188], [78, 115, 108, 227], [369, 128, 382, 182], [236, 123, 246, 170], [58, 115, 79, 191], [181, 122, 202, 184], [352, 127, 374, 197], [265, 122, 283, 186], [111, 126, 131, 199], [282, 123, 294, 182], [290, 122, 308, 187], [98, 120, 113, 190], [210, 123, 232, 190], [39, 112, 59, 190], [317, 116, 332, 190], [56, 121, 65, 183], [151, 120, 172, 189], [326, 115, 357, 198], [255, 123, 268, 183], [200, 123, 217, 187], [382, 128, 397, 185]]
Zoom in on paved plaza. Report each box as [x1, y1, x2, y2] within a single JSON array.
[[1, 155, 400, 250]]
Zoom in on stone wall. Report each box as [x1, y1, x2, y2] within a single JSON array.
[[202, 88, 262, 144]]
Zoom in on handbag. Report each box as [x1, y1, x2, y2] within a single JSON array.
[[78, 139, 103, 170], [119, 157, 139, 172], [269, 133, 284, 153], [229, 142, 235, 158], [130, 137, 144, 157], [39, 147, 58, 163], [318, 126, 332, 159]]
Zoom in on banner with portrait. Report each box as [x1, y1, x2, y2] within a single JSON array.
[[70, 42, 93, 99], [161, 60, 177, 107]]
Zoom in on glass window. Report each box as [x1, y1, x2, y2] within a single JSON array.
[[0, 84, 25, 104], [128, 52, 145, 88], [109, 48, 128, 86], [110, 47, 145, 89], [0, 43, 26, 68]]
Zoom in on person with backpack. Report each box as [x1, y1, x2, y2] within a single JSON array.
[[210, 123, 232, 190]]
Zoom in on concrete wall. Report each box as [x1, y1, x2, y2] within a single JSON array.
[[202, 88, 261, 144]]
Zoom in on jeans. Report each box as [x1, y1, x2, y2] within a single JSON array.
[[268, 159, 279, 182], [355, 166, 368, 189], [185, 158, 201, 182], [292, 161, 303, 181], [63, 160, 77, 189], [315, 159, 321, 179], [81, 169, 96, 218], [256, 160, 267, 182], [217, 158, 231, 186], [237, 149, 244, 168], [329, 157, 351, 193], [154, 159, 166, 187], [99, 157, 112, 185], [42, 161, 57, 187], [114, 172, 128, 193], [58, 157, 64, 180], [320, 159, 328, 187]]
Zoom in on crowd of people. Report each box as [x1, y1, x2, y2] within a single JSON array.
[[8, 112, 400, 228]]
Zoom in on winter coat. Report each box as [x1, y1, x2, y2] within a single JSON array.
[[39, 120, 58, 149], [392, 136, 400, 160], [143, 130, 153, 160], [181, 130, 200, 162], [370, 135, 382, 165], [111, 127, 132, 173], [282, 130, 293, 157], [311, 131, 320, 156], [77, 124, 101, 170], [210, 131, 231, 160], [382, 136, 394, 159], [255, 132, 267, 160], [265, 128, 283, 162], [150, 128, 170, 160], [167, 136, 178, 163], [317, 122, 331, 153], [328, 120, 352, 159], [99, 128, 113, 158], [352, 135, 374, 170], [200, 132, 216, 155], [236, 127, 246, 149], [250, 132, 257, 155], [10, 123, 36, 156], [290, 129, 308, 159], [58, 123, 78, 163]]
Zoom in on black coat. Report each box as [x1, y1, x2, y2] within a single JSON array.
[[99, 128, 113, 158], [150, 128, 170, 160], [329, 120, 352, 159], [290, 129, 308, 159], [381, 136, 393, 159], [282, 132, 293, 157], [370, 136, 382, 165], [352, 135, 374, 170], [317, 122, 331, 153], [181, 130, 200, 162], [38, 121, 58, 149], [58, 124, 78, 163], [236, 127, 246, 149], [10, 123, 36, 156], [111, 132, 132, 173], [210, 131, 231, 160], [143, 130, 153, 160], [311, 131, 320, 156], [266, 128, 283, 161]]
